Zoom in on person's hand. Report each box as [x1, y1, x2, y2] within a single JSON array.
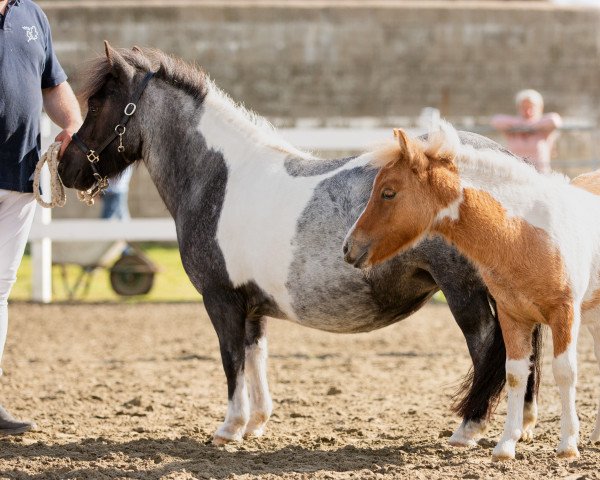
[[55, 124, 81, 157]]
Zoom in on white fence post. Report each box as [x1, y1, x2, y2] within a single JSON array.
[[32, 115, 53, 303]]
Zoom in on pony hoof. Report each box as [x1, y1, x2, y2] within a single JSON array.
[[556, 447, 579, 459]]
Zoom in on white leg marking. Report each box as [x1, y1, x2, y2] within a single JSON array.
[[244, 337, 273, 438], [492, 359, 530, 461], [588, 321, 600, 443], [553, 348, 580, 458], [213, 371, 249, 444], [449, 419, 487, 447]]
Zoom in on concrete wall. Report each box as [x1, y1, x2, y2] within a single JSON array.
[[38, 1, 600, 217]]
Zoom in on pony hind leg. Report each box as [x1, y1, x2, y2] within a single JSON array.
[[431, 267, 503, 447], [204, 293, 250, 445], [492, 307, 535, 461], [243, 316, 273, 438]]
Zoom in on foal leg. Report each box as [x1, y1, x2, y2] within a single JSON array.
[[586, 317, 600, 443], [204, 294, 250, 445], [243, 317, 273, 438], [522, 325, 543, 443], [551, 308, 580, 458], [492, 307, 534, 461]]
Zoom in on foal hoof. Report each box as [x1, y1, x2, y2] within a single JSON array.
[[212, 434, 241, 446], [520, 428, 534, 443], [556, 447, 579, 459], [448, 436, 478, 448], [492, 443, 516, 461]]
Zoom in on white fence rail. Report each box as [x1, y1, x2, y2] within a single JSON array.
[[31, 113, 599, 302]]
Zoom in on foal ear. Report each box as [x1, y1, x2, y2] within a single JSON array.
[[104, 40, 135, 81], [393, 129, 427, 173]]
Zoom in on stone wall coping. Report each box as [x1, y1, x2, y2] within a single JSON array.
[[37, 1, 597, 13]]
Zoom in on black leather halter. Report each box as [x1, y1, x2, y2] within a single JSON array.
[[71, 71, 154, 198]]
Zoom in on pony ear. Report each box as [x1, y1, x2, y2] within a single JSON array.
[[104, 40, 135, 80], [132, 45, 142, 53], [393, 128, 427, 173]]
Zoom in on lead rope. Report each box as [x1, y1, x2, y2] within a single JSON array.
[[33, 142, 101, 208], [33, 142, 66, 208]]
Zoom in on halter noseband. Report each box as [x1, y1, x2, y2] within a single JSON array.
[[71, 71, 155, 200]]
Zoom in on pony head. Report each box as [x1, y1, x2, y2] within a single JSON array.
[[343, 127, 462, 268], [59, 42, 153, 190]]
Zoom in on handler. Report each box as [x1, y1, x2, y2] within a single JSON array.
[[0, 0, 82, 433]]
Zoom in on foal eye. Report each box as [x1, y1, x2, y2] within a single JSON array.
[[381, 189, 397, 200], [88, 106, 99, 114]]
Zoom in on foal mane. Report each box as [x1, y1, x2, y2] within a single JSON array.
[[78, 47, 312, 159], [370, 121, 569, 187]]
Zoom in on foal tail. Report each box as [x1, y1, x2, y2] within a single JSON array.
[[451, 307, 544, 422]]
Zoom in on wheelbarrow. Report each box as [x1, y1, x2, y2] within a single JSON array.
[[51, 241, 158, 299]]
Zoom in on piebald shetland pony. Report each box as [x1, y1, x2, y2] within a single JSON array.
[[58, 44, 540, 447], [344, 122, 600, 460]]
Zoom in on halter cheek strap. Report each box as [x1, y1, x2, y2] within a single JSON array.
[[70, 71, 155, 200]]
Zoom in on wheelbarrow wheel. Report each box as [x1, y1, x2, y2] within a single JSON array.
[[109, 254, 155, 296]]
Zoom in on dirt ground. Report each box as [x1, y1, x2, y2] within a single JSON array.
[[0, 302, 599, 479]]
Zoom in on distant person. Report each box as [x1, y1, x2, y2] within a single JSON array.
[[101, 166, 133, 220], [491, 89, 562, 173]]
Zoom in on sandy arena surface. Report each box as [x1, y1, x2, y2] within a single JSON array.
[[0, 302, 599, 479]]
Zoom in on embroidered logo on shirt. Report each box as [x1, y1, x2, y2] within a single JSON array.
[[22, 25, 39, 43]]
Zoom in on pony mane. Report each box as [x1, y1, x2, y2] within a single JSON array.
[[79, 47, 312, 159], [370, 120, 569, 187]]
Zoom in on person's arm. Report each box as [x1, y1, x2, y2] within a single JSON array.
[[532, 113, 563, 133], [42, 81, 83, 156], [490, 114, 521, 132]]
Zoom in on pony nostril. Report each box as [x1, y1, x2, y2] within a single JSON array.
[[343, 242, 349, 255]]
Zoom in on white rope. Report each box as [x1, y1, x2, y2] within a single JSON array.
[[33, 142, 66, 208], [34, 142, 102, 208]]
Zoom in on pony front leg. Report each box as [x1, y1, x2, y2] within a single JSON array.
[[492, 309, 534, 461], [244, 317, 273, 438], [204, 295, 250, 445], [551, 308, 580, 458]]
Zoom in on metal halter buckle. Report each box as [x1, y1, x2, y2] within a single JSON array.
[[124, 103, 137, 116], [87, 150, 100, 163]]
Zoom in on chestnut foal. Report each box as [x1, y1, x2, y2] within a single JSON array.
[[344, 122, 600, 460]]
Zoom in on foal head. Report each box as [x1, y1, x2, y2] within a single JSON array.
[[59, 42, 154, 190], [343, 128, 462, 268]]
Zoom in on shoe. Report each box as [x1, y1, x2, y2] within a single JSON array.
[[0, 405, 36, 435]]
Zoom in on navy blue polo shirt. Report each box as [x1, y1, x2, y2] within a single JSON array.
[[0, 0, 67, 192]]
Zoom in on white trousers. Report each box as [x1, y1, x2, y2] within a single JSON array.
[[0, 189, 36, 369]]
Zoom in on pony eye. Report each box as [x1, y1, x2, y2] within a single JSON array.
[[88, 105, 99, 114], [381, 189, 397, 200]]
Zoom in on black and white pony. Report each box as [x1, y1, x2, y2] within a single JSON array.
[[59, 43, 541, 446]]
